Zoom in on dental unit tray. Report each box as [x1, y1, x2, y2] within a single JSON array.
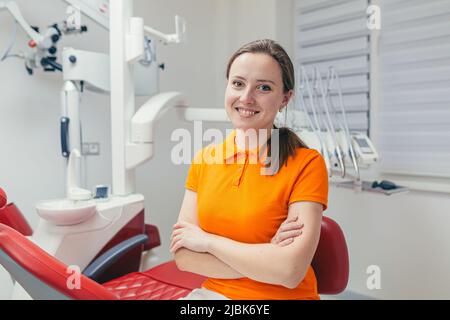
[[336, 180, 409, 195]]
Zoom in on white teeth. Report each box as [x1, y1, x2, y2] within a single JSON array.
[[236, 108, 258, 116]]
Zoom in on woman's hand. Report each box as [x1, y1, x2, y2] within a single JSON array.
[[170, 221, 212, 254], [271, 215, 304, 247]]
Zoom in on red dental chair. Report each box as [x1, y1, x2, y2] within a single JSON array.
[[0, 186, 349, 300], [0, 217, 349, 300]]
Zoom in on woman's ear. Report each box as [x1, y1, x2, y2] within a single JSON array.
[[282, 90, 294, 107]]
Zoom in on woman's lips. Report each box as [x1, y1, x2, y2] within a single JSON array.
[[234, 107, 260, 117]]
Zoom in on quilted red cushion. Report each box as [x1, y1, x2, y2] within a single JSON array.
[[103, 261, 206, 300], [103, 272, 191, 300]]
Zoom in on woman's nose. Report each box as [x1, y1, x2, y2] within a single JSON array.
[[239, 88, 255, 104]]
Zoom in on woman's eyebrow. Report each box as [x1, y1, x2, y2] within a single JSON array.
[[233, 75, 276, 85], [257, 79, 276, 85]]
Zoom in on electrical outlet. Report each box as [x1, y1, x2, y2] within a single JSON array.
[[82, 142, 100, 155]]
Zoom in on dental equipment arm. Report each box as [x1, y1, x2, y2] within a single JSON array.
[[131, 92, 188, 144], [144, 15, 186, 44], [0, 1, 44, 46], [126, 92, 188, 170], [127, 92, 229, 170], [63, 0, 186, 45], [1, 1, 83, 74]]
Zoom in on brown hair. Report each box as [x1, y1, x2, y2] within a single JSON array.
[[226, 39, 308, 171]]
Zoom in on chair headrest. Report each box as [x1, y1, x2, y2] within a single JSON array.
[[312, 216, 349, 295]]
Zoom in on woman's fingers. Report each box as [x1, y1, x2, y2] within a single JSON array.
[[277, 238, 295, 247], [171, 228, 183, 240], [173, 222, 185, 229], [170, 236, 183, 253], [170, 243, 181, 253], [276, 230, 303, 243], [170, 233, 183, 248], [282, 216, 298, 226], [280, 221, 304, 232], [271, 217, 303, 246], [170, 235, 178, 250]]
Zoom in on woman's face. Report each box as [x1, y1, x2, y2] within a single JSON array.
[[225, 53, 292, 132]]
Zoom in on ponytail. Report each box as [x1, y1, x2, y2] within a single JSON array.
[[264, 125, 309, 174]]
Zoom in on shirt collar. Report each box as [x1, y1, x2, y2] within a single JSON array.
[[221, 130, 269, 164]]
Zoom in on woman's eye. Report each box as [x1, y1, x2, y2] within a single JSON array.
[[258, 84, 272, 92], [232, 80, 243, 87]]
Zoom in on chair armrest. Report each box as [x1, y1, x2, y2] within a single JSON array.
[[144, 224, 161, 250], [83, 234, 148, 282]]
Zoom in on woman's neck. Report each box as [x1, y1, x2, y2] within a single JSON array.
[[235, 127, 272, 151]]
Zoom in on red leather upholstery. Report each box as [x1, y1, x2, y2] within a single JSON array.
[[103, 272, 190, 300], [311, 216, 349, 294], [0, 188, 33, 236], [0, 223, 204, 300], [0, 187, 6, 209], [0, 203, 33, 236], [0, 223, 117, 300], [0, 215, 349, 299], [103, 262, 205, 300], [103, 261, 206, 300]]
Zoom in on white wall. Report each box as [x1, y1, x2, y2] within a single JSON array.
[[328, 187, 450, 299]]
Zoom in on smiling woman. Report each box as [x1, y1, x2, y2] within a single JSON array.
[[171, 39, 329, 300], [224, 39, 309, 171]]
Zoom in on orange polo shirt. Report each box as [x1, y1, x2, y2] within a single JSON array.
[[185, 130, 328, 300]]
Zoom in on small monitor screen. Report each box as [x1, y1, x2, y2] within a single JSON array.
[[355, 138, 370, 148]]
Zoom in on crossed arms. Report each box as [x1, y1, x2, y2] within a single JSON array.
[[172, 189, 323, 289]]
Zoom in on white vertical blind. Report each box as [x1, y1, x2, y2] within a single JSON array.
[[294, 0, 371, 132], [379, 0, 450, 178]]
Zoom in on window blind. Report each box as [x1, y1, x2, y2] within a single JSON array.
[[294, 0, 371, 132], [378, 0, 450, 178]]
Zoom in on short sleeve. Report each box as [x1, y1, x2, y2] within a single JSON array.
[[289, 151, 329, 210], [185, 148, 204, 192]]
